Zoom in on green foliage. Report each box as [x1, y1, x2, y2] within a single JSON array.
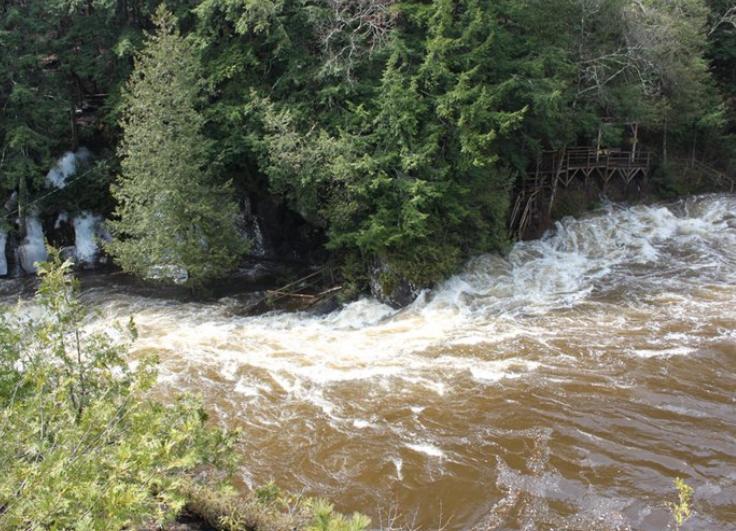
[[0, 1, 70, 201], [306, 498, 372, 531], [107, 6, 247, 285], [669, 477, 694, 529], [182, 478, 370, 531], [0, 249, 368, 529], [0, 249, 238, 529], [257, 0, 534, 286], [2, 0, 736, 291], [0, 0, 170, 215]]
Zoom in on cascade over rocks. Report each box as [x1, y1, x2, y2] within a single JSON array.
[[237, 193, 329, 260], [72, 212, 107, 266]]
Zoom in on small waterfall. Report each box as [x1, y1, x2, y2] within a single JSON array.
[[45, 147, 91, 189], [248, 219, 266, 256], [0, 229, 7, 276], [18, 216, 48, 273], [73, 212, 102, 265], [242, 197, 267, 256]]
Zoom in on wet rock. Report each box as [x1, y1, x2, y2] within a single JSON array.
[[146, 264, 189, 285], [369, 258, 418, 308], [309, 295, 342, 315], [60, 246, 78, 262]]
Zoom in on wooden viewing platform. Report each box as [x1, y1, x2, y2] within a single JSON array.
[[530, 147, 652, 186], [510, 146, 653, 238]]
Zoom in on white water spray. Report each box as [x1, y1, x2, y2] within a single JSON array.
[[248, 220, 266, 256], [55, 211, 69, 229], [91, 195, 736, 400], [45, 147, 91, 189], [18, 216, 48, 274], [242, 197, 267, 256], [73, 212, 102, 265]]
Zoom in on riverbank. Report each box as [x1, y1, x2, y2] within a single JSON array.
[[151, 481, 370, 531]]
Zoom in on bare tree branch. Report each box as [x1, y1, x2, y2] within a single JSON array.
[[709, 5, 736, 36], [314, 0, 397, 81]]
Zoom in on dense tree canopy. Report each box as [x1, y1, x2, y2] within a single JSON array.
[[1, 0, 734, 289]]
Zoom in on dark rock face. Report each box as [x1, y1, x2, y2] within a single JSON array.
[[6, 233, 22, 278], [248, 193, 328, 265], [369, 258, 419, 308], [309, 295, 341, 316]]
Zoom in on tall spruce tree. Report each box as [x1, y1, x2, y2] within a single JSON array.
[[108, 6, 246, 285]]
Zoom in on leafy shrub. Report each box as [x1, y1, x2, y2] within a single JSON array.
[[0, 249, 238, 529], [669, 477, 694, 529]]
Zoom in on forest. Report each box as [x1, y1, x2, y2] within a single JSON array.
[[1, 0, 736, 295]]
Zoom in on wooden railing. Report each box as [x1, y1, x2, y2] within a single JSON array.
[[512, 146, 654, 239], [536, 147, 652, 176]]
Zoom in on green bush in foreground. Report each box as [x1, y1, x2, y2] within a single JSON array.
[[0, 249, 238, 529], [0, 250, 369, 531], [184, 481, 370, 531]]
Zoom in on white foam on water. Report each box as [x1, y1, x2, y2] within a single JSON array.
[[100, 196, 736, 412], [392, 457, 404, 480], [233, 380, 261, 397], [63, 194, 736, 530], [629, 346, 697, 358], [406, 443, 445, 458], [78, 195, 736, 434], [470, 360, 543, 383]]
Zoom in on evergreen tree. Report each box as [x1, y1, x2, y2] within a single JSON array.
[[108, 6, 246, 285], [0, 1, 70, 203]]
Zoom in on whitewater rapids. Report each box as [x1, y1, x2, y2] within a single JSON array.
[[13, 194, 736, 529]]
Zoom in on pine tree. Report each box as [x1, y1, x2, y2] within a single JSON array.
[[108, 6, 246, 285]]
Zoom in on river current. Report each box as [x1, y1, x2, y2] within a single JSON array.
[[5, 194, 736, 529]]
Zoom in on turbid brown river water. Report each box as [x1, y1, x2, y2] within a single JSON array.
[[5, 194, 736, 529]]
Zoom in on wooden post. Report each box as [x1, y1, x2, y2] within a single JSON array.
[[631, 122, 638, 163], [70, 106, 79, 151], [17, 173, 26, 239]]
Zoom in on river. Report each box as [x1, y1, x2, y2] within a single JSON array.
[[4, 194, 736, 529]]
